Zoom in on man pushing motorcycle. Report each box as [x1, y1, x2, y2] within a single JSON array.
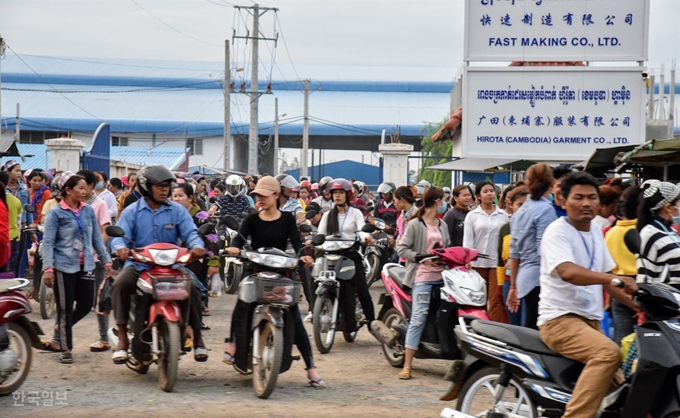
[[110, 165, 209, 364]]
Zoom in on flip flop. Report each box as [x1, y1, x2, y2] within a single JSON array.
[[89, 341, 111, 352], [194, 347, 208, 362], [39, 340, 61, 352], [222, 350, 235, 365], [309, 378, 326, 388], [59, 353, 73, 364], [112, 349, 128, 364]]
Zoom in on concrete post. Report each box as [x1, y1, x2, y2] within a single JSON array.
[[379, 143, 413, 186], [46, 137, 84, 173]]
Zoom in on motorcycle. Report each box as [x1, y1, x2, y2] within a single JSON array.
[[441, 230, 680, 418], [310, 231, 367, 354], [363, 217, 394, 288], [373, 242, 490, 368], [0, 278, 45, 396], [106, 223, 214, 392], [223, 215, 325, 399], [218, 206, 256, 294]]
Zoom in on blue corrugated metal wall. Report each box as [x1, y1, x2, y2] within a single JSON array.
[[285, 160, 381, 190], [82, 123, 111, 177]]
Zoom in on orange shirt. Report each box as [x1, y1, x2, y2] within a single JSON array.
[[30, 189, 52, 224]]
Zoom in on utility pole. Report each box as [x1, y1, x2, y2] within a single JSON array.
[[233, 4, 278, 175], [223, 40, 231, 171], [14, 103, 19, 144], [301, 79, 310, 178], [274, 97, 279, 174]]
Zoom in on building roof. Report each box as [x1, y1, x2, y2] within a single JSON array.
[[284, 160, 381, 187], [0, 144, 188, 171]]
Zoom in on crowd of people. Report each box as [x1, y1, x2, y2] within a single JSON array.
[[0, 158, 673, 411]]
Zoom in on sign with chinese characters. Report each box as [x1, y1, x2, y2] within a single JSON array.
[[465, 0, 650, 61], [462, 67, 646, 160]]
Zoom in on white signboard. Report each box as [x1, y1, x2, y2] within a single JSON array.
[[462, 67, 646, 161], [465, 0, 650, 62]]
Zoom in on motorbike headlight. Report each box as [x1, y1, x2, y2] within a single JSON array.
[[246, 252, 297, 269], [320, 241, 354, 252], [460, 286, 485, 304], [148, 249, 179, 266], [177, 253, 192, 263], [134, 253, 152, 263]]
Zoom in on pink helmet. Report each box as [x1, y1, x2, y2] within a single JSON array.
[[311, 183, 319, 191]]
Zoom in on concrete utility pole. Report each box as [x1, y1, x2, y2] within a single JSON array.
[[223, 40, 231, 171], [274, 97, 279, 174], [233, 4, 278, 175], [14, 103, 19, 143], [301, 79, 310, 178]]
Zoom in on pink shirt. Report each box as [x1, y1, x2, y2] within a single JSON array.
[[89, 197, 111, 263], [414, 223, 445, 283]]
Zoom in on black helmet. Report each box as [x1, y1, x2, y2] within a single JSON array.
[[318, 176, 333, 192], [137, 165, 175, 199]]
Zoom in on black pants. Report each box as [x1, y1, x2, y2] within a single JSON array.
[[299, 266, 315, 312], [521, 286, 541, 330], [187, 259, 209, 310], [54, 268, 96, 351], [340, 253, 374, 333]]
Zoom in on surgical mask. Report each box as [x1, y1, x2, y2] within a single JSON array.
[[95, 181, 105, 190], [674, 206, 680, 225], [548, 193, 555, 203], [437, 203, 448, 214]]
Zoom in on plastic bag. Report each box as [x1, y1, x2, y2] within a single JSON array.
[[210, 273, 222, 297], [96, 276, 115, 315]]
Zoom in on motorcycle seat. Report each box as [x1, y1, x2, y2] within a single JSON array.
[[471, 320, 556, 356], [386, 264, 410, 290]]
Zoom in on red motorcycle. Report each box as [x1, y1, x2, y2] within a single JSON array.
[[0, 278, 45, 396], [106, 224, 211, 392]]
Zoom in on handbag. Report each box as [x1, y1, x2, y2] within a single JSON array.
[[96, 276, 115, 315]]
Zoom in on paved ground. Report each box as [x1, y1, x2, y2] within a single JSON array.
[[1, 284, 458, 417]]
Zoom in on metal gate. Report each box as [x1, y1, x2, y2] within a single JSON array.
[[82, 123, 110, 177]]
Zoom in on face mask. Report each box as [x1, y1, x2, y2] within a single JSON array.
[[95, 181, 105, 190], [548, 193, 555, 203], [673, 207, 680, 225], [437, 204, 448, 215]]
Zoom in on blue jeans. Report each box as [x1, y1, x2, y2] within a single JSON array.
[[611, 299, 636, 345], [502, 281, 522, 326], [93, 262, 109, 343], [405, 281, 442, 350]]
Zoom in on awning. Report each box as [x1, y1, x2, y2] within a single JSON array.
[[429, 158, 535, 172], [582, 145, 636, 173], [0, 136, 21, 157]]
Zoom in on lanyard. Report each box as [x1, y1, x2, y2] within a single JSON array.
[[565, 219, 595, 270], [70, 209, 85, 238], [653, 220, 680, 250], [339, 209, 350, 235]]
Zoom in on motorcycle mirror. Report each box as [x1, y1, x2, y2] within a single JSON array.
[[312, 234, 325, 246], [299, 224, 312, 233], [362, 224, 378, 233], [223, 215, 240, 231], [305, 210, 317, 220], [624, 229, 641, 254], [208, 196, 216, 204], [23, 204, 35, 213], [106, 225, 125, 238], [197, 223, 215, 236], [357, 206, 368, 212]]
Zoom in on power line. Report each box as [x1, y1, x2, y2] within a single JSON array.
[[24, 54, 220, 72], [130, 0, 223, 47], [275, 14, 301, 81], [2, 80, 220, 94]]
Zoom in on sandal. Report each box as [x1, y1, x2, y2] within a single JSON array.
[[194, 346, 208, 362], [222, 350, 235, 365], [309, 378, 326, 388], [89, 341, 111, 352], [112, 349, 128, 365], [202, 309, 211, 317], [59, 352, 73, 364], [39, 340, 61, 352], [201, 323, 211, 331], [398, 367, 412, 380]]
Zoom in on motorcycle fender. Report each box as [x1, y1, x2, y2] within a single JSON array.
[[335, 258, 355, 281], [440, 356, 487, 401], [252, 306, 284, 330], [12, 316, 44, 350], [315, 284, 334, 297], [148, 301, 182, 326], [377, 295, 393, 320]]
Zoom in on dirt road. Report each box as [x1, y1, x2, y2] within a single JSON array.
[[1, 286, 456, 417]]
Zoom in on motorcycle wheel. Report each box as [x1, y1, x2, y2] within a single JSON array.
[[312, 295, 335, 354], [39, 280, 56, 320], [381, 308, 405, 368], [0, 322, 33, 396], [252, 321, 283, 399], [365, 253, 381, 288], [457, 366, 537, 417], [223, 262, 243, 295], [157, 319, 180, 392]]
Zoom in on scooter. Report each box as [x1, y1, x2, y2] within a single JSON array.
[[374, 243, 490, 368], [219, 207, 256, 294], [363, 217, 394, 288], [106, 223, 213, 392], [223, 216, 325, 399], [441, 230, 680, 418], [0, 278, 45, 396]]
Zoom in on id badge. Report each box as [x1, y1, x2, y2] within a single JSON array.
[[73, 238, 84, 252]]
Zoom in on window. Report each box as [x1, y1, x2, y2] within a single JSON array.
[[18, 131, 48, 144], [187, 138, 203, 155], [112, 136, 129, 147]]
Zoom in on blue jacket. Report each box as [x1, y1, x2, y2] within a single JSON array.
[[8, 183, 33, 225], [42, 202, 111, 274], [112, 198, 204, 271]]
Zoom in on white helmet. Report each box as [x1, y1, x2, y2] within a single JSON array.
[[225, 175, 245, 198], [275, 174, 299, 190]]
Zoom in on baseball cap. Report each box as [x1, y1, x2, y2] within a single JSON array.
[[251, 176, 280, 197]]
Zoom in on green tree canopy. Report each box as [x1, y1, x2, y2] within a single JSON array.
[[418, 121, 452, 188]]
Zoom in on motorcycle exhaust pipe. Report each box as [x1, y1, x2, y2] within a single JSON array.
[[151, 325, 160, 361]]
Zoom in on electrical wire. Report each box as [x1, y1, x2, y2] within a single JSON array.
[[275, 14, 301, 81], [17, 54, 219, 72], [130, 0, 223, 47], [3, 80, 220, 94]]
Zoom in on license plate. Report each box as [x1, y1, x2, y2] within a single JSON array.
[[316, 270, 336, 280]]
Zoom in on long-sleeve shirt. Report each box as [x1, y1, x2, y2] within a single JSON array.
[[97, 189, 119, 220], [111, 198, 204, 271], [463, 205, 508, 268], [637, 218, 680, 285], [232, 211, 302, 253], [509, 197, 556, 298], [318, 207, 368, 241]]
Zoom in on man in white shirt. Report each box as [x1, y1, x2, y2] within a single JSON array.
[[538, 172, 637, 417]]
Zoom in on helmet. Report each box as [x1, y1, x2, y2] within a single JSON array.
[[225, 174, 245, 198], [137, 165, 175, 199], [311, 183, 319, 191], [318, 176, 333, 192], [443, 187, 451, 193], [417, 179, 431, 188], [275, 174, 299, 190], [327, 178, 353, 203], [353, 181, 366, 195], [377, 182, 394, 195], [300, 180, 312, 190]]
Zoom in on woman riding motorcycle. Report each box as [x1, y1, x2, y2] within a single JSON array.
[[316, 178, 396, 345]]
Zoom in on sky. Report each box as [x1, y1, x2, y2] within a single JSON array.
[[1, 0, 679, 169]]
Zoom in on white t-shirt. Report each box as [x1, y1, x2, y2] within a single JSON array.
[[537, 217, 616, 327], [318, 207, 367, 241]]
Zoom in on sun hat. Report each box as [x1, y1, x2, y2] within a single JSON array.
[[250, 176, 280, 197], [57, 171, 77, 191]]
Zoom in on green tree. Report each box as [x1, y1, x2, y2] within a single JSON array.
[[418, 121, 452, 188]]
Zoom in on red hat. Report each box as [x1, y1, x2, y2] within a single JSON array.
[[121, 176, 129, 187]]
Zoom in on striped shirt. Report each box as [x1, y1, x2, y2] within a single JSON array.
[[637, 221, 680, 285]]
